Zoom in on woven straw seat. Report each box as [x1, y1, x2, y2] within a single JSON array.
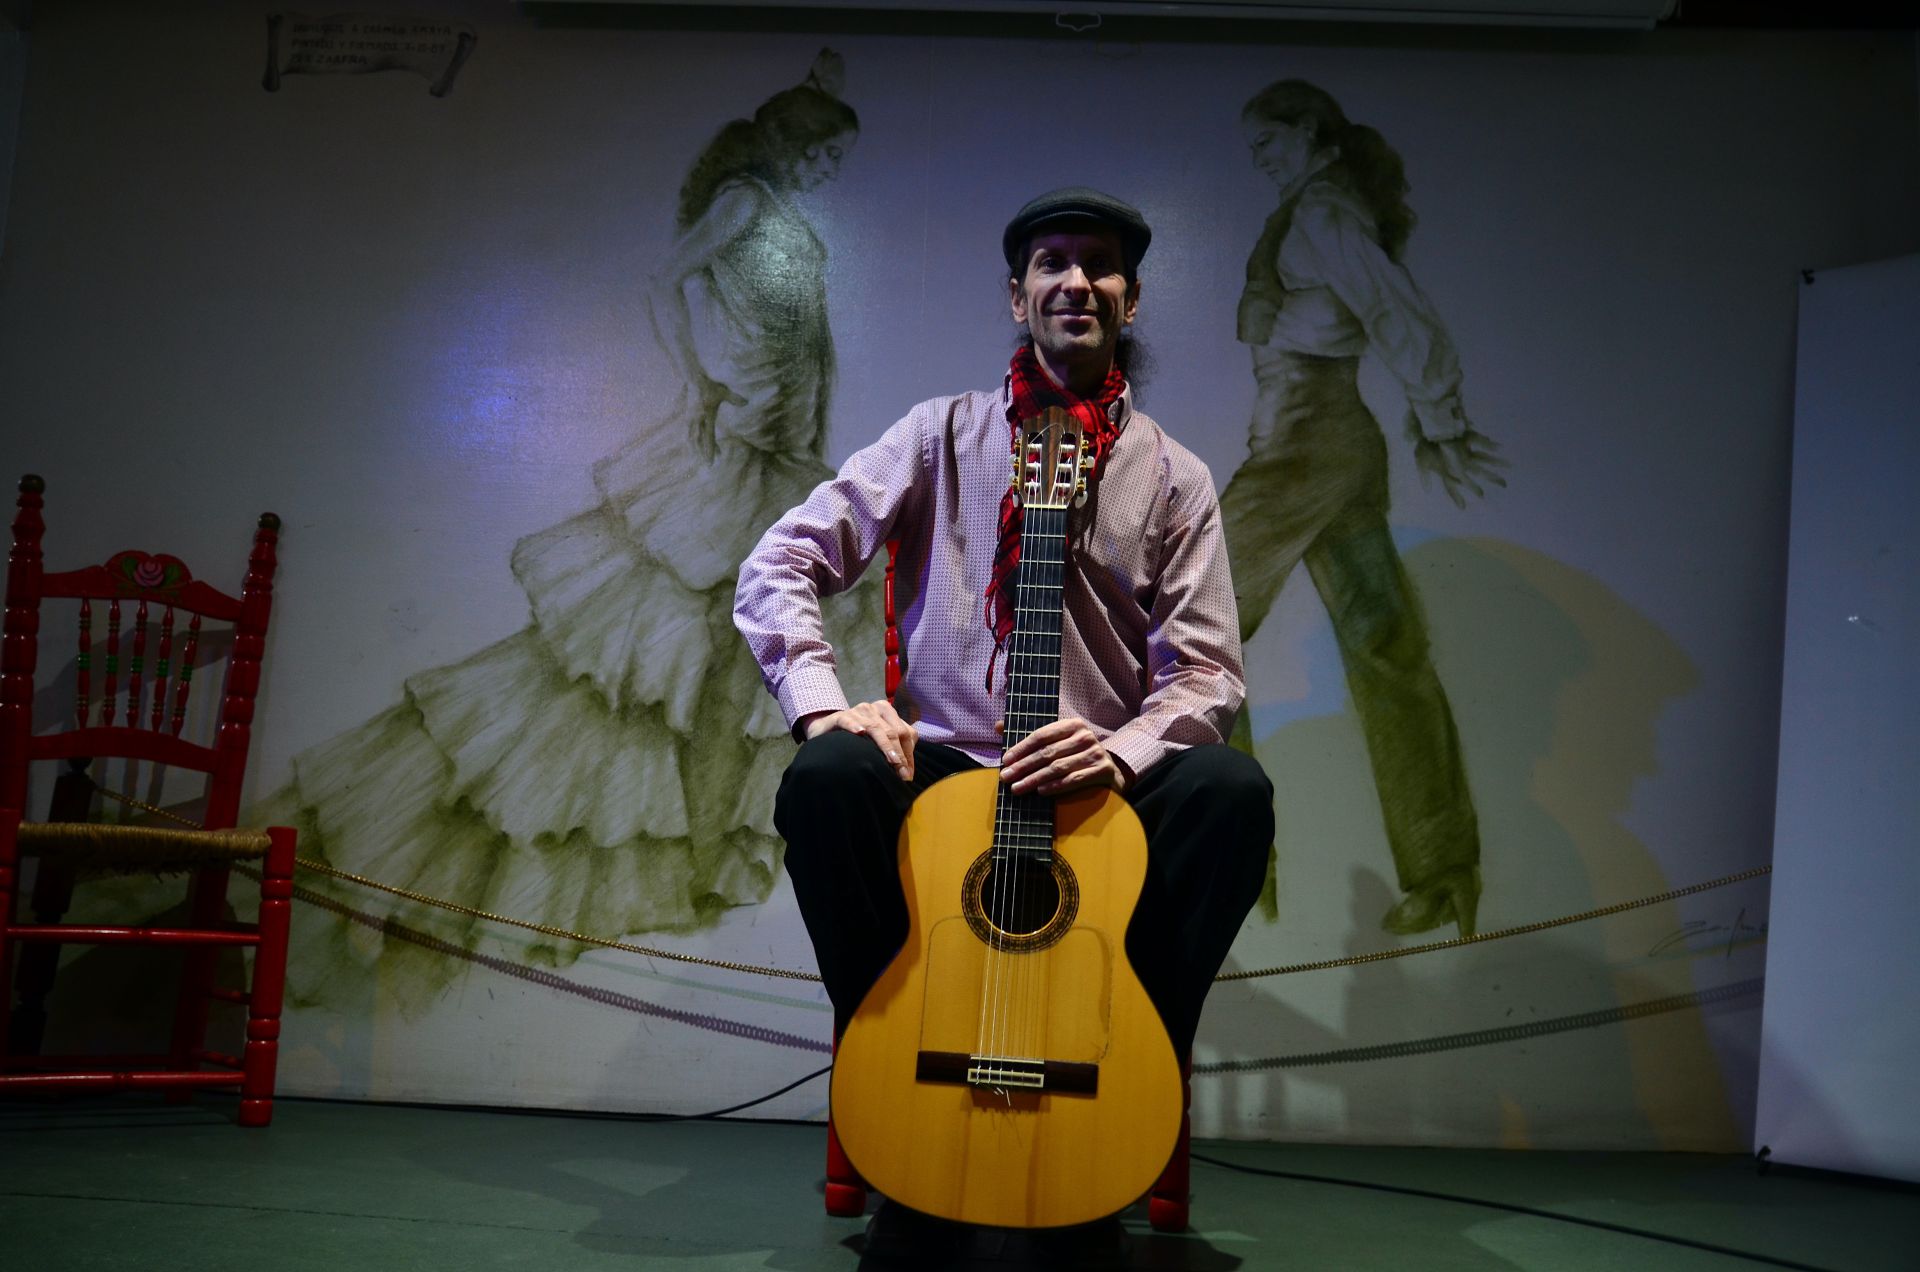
[[14, 822, 274, 873]]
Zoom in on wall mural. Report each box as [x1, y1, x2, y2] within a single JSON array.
[[262, 49, 879, 1011], [1221, 79, 1506, 939], [12, 9, 1870, 1144]]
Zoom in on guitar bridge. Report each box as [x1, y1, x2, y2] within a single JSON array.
[[915, 1050, 1099, 1095], [967, 1058, 1046, 1089]]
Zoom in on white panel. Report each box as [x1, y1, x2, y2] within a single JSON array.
[[1757, 254, 1920, 1183]]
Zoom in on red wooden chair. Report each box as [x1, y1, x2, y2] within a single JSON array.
[[822, 541, 1196, 1231], [0, 474, 296, 1126]]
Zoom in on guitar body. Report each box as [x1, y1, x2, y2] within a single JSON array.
[[830, 768, 1183, 1229]]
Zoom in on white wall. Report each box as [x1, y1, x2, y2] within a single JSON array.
[[2, 1, 1917, 1148], [0, 21, 23, 258]]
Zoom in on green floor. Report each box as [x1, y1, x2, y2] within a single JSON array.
[[1, 1097, 1913, 1271]]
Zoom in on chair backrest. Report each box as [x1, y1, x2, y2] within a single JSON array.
[[1, 474, 281, 831]]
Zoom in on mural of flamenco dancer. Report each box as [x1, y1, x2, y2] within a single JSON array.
[[1221, 79, 1506, 938], [269, 50, 876, 1006]]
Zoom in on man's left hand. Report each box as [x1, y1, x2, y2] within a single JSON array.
[[1000, 717, 1131, 796]]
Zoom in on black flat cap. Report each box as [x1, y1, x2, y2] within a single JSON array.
[[1003, 186, 1152, 275]]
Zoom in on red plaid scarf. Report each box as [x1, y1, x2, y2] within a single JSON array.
[[985, 345, 1127, 684]]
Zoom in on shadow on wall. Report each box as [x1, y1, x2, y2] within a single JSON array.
[[1201, 536, 1754, 1152]]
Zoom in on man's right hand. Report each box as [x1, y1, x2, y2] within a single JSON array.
[[801, 700, 917, 781]]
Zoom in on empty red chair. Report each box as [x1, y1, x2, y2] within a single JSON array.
[[1, 474, 296, 1126]]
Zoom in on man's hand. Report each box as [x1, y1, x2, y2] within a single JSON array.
[[1406, 412, 1508, 510], [802, 700, 917, 781], [1000, 717, 1130, 796]]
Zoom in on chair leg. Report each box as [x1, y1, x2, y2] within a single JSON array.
[[10, 768, 91, 1056], [823, 1036, 868, 1217], [11, 856, 76, 1057], [0, 808, 19, 1063], [1148, 1060, 1193, 1233], [824, 1112, 869, 1217], [166, 862, 231, 1098], [238, 828, 295, 1128]]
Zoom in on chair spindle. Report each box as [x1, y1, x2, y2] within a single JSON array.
[[76, 598, 92, 729], [170, 613, 201, 737], [100, 599, 120, 727], [149, 606, 176, 732], [124, 601, 149, 729]]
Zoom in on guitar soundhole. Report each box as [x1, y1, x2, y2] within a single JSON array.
[[986, 856, 1058, 935], [962, 852, 1079, 953]]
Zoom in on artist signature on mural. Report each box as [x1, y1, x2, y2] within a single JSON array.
[[1648, 906, 1768, 959]]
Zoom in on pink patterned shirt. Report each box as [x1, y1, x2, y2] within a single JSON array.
[[733, 379, 1244, 779]]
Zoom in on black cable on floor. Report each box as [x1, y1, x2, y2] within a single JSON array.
[[277, 1063, 834, 1125], [1191, 1151, 1839, 1272], [629, 1063, 833, 1122]]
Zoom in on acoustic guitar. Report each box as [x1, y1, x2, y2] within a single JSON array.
[[829, 407, 1183, 1229]]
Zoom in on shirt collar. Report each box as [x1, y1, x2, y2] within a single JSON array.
[[998, 373, 1135, 431]]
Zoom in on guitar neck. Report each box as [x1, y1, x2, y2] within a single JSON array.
[[995, 502, 1067, 859], [1000, 503, 1067, 751]]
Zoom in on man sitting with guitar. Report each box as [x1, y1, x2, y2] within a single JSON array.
[[735, 188, 1275, 1243]]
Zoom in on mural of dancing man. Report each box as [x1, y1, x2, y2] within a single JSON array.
[[1220, 79, 1506, 938]]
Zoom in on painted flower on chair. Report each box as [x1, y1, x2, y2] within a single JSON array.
[[108, 551, 191, 598]]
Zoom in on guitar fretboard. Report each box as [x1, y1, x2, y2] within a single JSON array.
[[995, 503, 1067, 864]]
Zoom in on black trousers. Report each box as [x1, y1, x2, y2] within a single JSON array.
[[774, 732, 1274, 1054]]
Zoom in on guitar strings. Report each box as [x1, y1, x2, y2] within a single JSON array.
[[1008, 515, 1036, 1071], [1007, 472, 1041, 1071], [982, 436, 1033, 1072], [1005, 485, 1052, 1067], [979, 419, 1076, 1080], [1016, 503, 1065, 1064], [1004, 462, 1069, 1072]]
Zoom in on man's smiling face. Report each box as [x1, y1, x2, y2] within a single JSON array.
[[1009, 225, 1140, 390]]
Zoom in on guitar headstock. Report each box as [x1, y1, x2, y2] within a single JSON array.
[[1012, 406, 1093, 512]]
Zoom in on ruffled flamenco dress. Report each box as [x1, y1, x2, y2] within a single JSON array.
[[265, 181, 879, 1012]]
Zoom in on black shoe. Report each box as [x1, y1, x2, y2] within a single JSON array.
[[860, 1200, 968, 1265], [1014, 1216, 1129, 1270]]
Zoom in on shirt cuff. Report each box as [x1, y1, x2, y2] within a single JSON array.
[[777, 665, 851, 741], [1103, 726, 1174, 787], [1410, 394, 1470, 442]]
